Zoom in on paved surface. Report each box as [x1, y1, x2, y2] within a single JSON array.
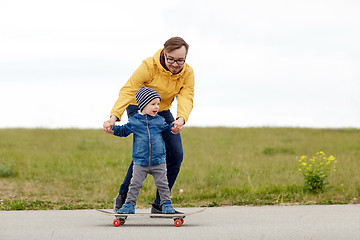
[[1, 205, 359, 240]]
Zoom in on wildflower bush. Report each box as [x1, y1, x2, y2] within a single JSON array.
[[298, 151, 337, 193], [0, 162, 16, 178]]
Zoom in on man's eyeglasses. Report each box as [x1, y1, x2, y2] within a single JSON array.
[[165, 53, 186, 65]]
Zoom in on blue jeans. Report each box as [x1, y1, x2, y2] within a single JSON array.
[[119, 105, 183, 206]]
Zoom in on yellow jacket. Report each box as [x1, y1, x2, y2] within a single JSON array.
[[111, 49, 195, 123]]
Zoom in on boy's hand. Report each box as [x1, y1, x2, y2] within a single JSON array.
[[171, 117, 185, 134], [103, 116, 117, 134]]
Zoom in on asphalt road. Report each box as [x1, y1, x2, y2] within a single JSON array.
[[1, 205, 359, 240]]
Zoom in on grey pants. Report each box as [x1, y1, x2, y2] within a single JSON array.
[[125, 163, 171, 206]]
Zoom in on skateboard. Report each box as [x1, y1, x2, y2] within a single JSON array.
[[95, 209, 205, 227]]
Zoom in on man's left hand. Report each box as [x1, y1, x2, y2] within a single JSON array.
[[171, 117, 185, 134]]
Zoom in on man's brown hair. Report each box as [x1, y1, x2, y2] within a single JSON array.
[[164, 37, 189, 54]]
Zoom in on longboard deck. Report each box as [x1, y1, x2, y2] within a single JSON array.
[[96, 208, 205, 227], [95, 208, 204, 218]]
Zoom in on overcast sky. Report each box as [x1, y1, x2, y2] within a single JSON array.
[[1, 0, 359, 128]]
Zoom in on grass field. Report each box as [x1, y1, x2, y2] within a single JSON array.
[[0, 127, 359, 210]]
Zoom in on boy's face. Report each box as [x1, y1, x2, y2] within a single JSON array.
[[142, 98, 160, 116]]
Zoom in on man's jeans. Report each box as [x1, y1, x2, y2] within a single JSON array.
[[118, 105, 183, 206]]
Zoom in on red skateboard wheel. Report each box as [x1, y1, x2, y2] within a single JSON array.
[[113, 219, 121, 227], [174, 218, 183, 227], [113, 218, 125, 227]]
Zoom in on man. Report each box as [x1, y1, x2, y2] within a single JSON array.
[[103, 37, 195, 213]]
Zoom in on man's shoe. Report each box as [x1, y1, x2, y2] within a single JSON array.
[[113, 194, 127, 213], [151, 203, 184, 217], [162, 201, 175, 214], [151, 203, 162, 214], [117, 202, 135, 214]]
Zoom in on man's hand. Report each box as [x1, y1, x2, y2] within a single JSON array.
[[171, 117, 185, 134], [103, 116, 117, 134]]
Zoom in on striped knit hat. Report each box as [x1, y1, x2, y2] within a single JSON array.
[[136, 87, 161, 112]]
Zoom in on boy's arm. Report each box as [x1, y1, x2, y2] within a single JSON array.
[[112, 123, 132, 137]]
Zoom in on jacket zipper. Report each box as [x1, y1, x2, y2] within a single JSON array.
[[145, 115, 151, 166]]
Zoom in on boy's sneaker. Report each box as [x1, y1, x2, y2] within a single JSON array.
[[117, 202, 135, 214], [161, 201, 175, 214], [113, 194, 127, 213]]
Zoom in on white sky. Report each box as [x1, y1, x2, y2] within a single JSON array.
[[1, 0, 359, 128]]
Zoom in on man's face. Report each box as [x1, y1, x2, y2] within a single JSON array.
[[164, 46, 187, 74]]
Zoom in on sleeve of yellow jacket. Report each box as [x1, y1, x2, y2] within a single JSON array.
[[176, 69, 194, 123], [110, 62, 150, 121]]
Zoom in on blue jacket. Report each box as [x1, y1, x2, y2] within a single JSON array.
[[112, 113, 173, 166]]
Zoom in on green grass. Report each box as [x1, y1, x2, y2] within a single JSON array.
[[0, 127, 359, 210]]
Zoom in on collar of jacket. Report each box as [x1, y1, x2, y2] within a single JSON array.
[[153, 48, 188, 78], [133, 113, 158, 120]]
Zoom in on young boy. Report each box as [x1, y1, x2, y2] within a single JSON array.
[[112, 87, 176, 214]]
